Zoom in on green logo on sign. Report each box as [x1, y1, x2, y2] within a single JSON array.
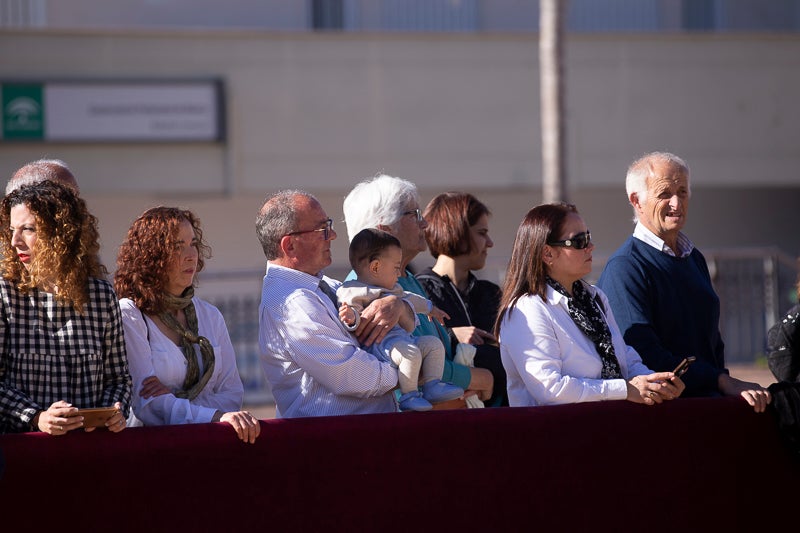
[[2, 84, 44, 140]]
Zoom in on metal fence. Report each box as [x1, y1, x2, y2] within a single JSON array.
[[705, 247, 799, 363], [205, 288, 271, 404], [205, 248, 798, 400]]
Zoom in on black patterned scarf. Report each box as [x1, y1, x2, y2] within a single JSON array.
[[546, 277, 622, 379], [158, 287, 216, 400]]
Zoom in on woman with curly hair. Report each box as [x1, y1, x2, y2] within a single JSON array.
[[114, 207, 260, 443], [0, 180, 130, 434]]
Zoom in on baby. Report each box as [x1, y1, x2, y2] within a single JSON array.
[[337, 228, 464, 411]]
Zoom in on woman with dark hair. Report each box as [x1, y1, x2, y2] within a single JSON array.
[[0, 180, 130, 434], [495, 202, 685, 406], [417, 192, 507, 406], [115, 207, 260, 443]]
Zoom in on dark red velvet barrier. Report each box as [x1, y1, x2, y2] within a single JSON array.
[[1, 397, 796, 532]]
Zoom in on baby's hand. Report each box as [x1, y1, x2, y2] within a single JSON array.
[[339, 303, 356, 326], [428, 306, 450, 326]]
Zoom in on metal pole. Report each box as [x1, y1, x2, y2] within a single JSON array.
[[540, 0, 568, 203]]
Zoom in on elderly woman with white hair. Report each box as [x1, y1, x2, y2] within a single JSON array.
[[343, 174, 493, 404]]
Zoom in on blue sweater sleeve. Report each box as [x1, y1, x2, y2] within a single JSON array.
[[598, 251, 723, 396], [598, 255, 670, 363]]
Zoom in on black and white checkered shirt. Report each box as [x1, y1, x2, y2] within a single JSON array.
[[0, 277, 132, 433]]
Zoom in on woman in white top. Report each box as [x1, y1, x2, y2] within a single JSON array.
[[495, 202, 685, 407], [114, 207, 260, 443]]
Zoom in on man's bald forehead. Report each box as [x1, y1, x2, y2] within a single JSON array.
[[7, 160, 79, 195]]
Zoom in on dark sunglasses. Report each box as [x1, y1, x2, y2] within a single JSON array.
[[548, 230, 591, 250]]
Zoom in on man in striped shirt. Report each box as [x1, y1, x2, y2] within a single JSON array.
[[255, 190, 415, 417]]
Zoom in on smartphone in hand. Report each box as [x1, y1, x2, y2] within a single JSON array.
[[77, 407, 118, 429], [671, 356, 696, 379]]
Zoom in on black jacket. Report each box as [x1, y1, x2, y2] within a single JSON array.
[[417, 267, 507, 406], [416, 267, 502, 344], [767, 303, 800, 383]]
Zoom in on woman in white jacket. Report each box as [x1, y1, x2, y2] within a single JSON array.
[[114, 206, 260, 443], [495, 202, 685, 407]]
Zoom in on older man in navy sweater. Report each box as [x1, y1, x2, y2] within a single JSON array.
[[597, 151, 771, 412]]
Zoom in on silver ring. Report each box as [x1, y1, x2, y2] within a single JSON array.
[[649, 392, 656, 398]]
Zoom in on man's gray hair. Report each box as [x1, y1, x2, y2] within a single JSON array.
[[625, 151, 691, 223], [255, 189, 317, 260], [343, 174, 419, 242], [6, 158, 78, 195]]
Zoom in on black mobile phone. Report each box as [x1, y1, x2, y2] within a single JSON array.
[[671, 356, 696, 379]]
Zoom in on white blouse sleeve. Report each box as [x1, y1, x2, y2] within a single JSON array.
[[119, 299, 218, 426], [198, 300, 244, 413], [500, 295, 628, 405]]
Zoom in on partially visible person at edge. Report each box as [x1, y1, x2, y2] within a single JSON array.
[[114, 207, 260, 443], [495, 202, 684, 406], [0, 180, 130, 434], [343, 175, 494, 405], [767, 277, 800, 383], [597, 151, 771, 412], [6, 158, 79, 196], [257, 190, 413, 417], [416, 191, 508, 407]]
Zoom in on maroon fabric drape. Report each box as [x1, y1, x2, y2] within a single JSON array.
[[1, 397, 795, 532]]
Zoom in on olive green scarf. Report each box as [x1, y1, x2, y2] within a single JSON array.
[[158, 287, 215, 400]]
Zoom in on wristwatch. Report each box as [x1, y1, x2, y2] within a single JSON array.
[[29, 410, 40, 432]]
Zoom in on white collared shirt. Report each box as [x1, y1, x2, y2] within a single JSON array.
[[633, 222, 694, 258], [258, 263, 398, 418]]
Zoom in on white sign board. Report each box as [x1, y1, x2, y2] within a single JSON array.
[[1, 80, 224, 142]]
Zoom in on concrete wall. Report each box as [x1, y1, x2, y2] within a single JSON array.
[[1, 29, 799, 283]]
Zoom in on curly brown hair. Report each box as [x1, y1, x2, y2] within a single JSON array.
[[0, 180, 106, 312], [114, 207, 211, 315]]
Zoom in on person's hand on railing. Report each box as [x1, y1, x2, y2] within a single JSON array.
[[718, 374, 772, 413]]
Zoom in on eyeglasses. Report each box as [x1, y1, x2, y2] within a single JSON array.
[[403, 208, 423, 222], [286, 219, 334, 241], [547, 230, 591, 250]]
